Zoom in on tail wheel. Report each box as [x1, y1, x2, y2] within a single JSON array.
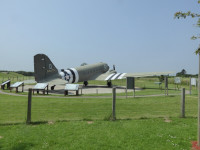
[[84, 81, 88, 86]]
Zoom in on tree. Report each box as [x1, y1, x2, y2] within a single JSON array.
[[176, 69, 187, 76], [174, 0, 200, 54], [158, 75, 164, 82], [181, 69, 186, 75]]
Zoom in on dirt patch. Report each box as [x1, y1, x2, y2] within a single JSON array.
[[164, 117, 172, 123], [0, 136, 3, 139], [87, 121, 94, 124], [48, 121, 54, 125]]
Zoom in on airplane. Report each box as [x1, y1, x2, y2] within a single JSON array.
[[34, 54, 172, 87]]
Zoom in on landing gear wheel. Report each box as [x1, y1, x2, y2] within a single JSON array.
[[84, 81, 88, 86], [107, 81, 112, 87]]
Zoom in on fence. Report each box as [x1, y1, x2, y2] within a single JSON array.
[[1, 76, 34, 83], [0, 87, 197, 125]]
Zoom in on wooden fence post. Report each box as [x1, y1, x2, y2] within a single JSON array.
[[198, 53, 200, 146], [112, 87, 116, 121], [26, 88, 32, 124], [165, 76, 168, 96], [125, 88, 127, 99], [190, 77, 192, 95], [181, 88, 185, 118]]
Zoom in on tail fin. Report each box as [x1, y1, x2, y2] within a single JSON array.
[[34, 54, 59, 82]]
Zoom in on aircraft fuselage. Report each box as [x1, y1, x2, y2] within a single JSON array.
[[59, 62, 109, 83]]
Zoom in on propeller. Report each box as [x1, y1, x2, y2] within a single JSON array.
[[113, 65, 115, 71]]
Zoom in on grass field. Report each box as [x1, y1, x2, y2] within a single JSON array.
[[0, 72, 34, 84], [0, 90, 199, 149], [0, 76, 199, 149], [0, 118, 197, 150]]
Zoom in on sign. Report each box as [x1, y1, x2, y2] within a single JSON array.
[[33, 83, 48, 90], [65, 84, 79, 91], [191, 78, 197, 86], [174, 77, 181, 84], [10, 82, 24, 88], [127, 77, 135, 89]]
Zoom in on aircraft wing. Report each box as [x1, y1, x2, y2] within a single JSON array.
[[91, 71, 173, 81], [123, 72, 174, 78]]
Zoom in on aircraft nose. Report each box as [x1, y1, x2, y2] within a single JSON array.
[[59, 72, 65, 79]]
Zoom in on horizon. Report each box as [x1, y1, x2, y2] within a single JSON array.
[[0, 0, 199, 74]]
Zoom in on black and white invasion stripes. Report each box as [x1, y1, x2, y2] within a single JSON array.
[[105, 73, 126, 81], [64, 68, 79, 83]]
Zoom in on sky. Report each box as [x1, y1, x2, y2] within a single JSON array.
[[0, 0, 199, 74]]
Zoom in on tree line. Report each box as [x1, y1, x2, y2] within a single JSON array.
[[0, 70, 34, 76], [176, 69, 198, 77]]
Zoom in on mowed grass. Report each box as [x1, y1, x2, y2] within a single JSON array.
[[0, 72, 34, 83], [0, 92, 199, 149], [0, 93, 198, 124], [0, 118, 197, 150]]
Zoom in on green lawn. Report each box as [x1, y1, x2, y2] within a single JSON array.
[[0, 93, 198, 124], [0, 118, 197, 150], [0, 72, 34, 84], [0, 90, 186, 125], [0, 77, 199, 149]]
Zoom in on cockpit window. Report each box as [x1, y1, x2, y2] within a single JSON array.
[[104, 64, 109, 72]]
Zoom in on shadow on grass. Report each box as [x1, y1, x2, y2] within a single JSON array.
[[0, 122, 25, 126], [0, 116, 198, 126], [0, 121, 48, 126], [10, 142, 34, 150], [142, 87, 180, 91]]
